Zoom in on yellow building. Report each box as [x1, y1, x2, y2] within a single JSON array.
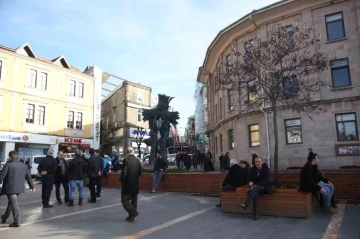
[[0, 43, 101, 161]]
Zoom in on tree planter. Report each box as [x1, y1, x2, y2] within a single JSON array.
[[221, 186, 317, 219]]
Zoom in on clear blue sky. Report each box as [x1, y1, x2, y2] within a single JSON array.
[[0, 0, 277, 131]]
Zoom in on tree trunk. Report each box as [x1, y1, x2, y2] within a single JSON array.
[[272, 105, 279, 187]]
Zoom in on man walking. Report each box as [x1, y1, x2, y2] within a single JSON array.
[[87, 148, 103, 203], [151, 152, 168, 193], [111, 150, 119, 172], [120, 147, 141, 222], [54, 151, 69, 204], [38, 148, 57, 208], [0, 150, 35, 227], [67, 150, 86, 206], [95, 150, 105, 199]]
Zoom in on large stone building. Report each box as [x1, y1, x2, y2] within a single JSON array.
[[197, 0, 360, 169], [0, 43, 101, 161], [100, 80, 152, 157]]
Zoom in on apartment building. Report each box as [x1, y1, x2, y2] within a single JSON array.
[[197, 0, 360, 169], [101, 81, 152, 157], [0, 43, 101, 161], [194, 83, 208, 152]]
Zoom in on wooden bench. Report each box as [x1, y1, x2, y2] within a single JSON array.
[[221, 186, 317, 219]]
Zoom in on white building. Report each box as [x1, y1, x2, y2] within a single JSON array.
[[194, 83, 208, 152]]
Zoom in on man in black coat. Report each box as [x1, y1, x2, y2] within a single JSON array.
[[238, 157, 272, 220], [216, 159, 247, 207], [66, 151, 86, 206], [0, 150, 35, 227], [120, 147, 142, 222], [151, 152, 168, 193], [219, 153, 224, 170], [300, 152, 335, 212], [87, 148, 103, 203], [54, 151, 69, 204], [37, 148, 57, 208], [203, 153, 215, 172]]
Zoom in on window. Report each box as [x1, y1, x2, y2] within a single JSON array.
[[247, 80, 258, 103], [77, 82, 84, 98], [220, 133, 223, 152], [25, 104, 35, 123], [249, 124, 260, 147], [138, 109, 143, 122], [27, 69, 37, 88], [227, 90, 233, 110], [76, 112, 83, 130], [228, 129, 234, 150], [226, 54, 231, 73], [69, 80, 76, 96], [283, 71, 298, 95], [285, 119, 302, 144], [326, 12, 345, 41], [284, 25, 295, 49], [67, 111, 74, 128], [335, 113, 358, 141], [219, 98, 222, 118], [215, 104, 218, 121], [36, 106, 45, 125], [137, 92, 143, 102], [245, 39, 254, 53], [330, 59, 351, 88], [38, 72, 47, 90], [215, 137, 218, 154]]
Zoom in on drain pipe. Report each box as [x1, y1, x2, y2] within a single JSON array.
[[260, 88, 271, 169]]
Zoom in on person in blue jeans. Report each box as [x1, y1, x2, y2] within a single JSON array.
[[151, 152, 168, 193], [66, 151, 86, 206], [300, 152, 336, 213]]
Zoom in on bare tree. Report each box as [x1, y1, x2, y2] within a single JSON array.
[[218, 25, 329, 186]]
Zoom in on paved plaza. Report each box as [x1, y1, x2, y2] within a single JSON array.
[[0, 185, 358, 239]]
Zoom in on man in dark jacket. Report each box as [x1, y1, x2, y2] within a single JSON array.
[[54, 151, 69, 204], [120, 147, 142, 222], [151, 152, 168, 193], [87, 148, 103, 203], [0, 150, 35, 227], [300, 152, 335, 212], [238, 157, 272, 220], [223, 152, 231, 170], [66, 151, 86, 206], [37, 148, 57, 208], [204, 153, 215, 172], [216, 159, 247, 207], [219, 153, 224, 170]]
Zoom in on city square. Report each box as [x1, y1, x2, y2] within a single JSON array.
[[0, 185, 359, 239]]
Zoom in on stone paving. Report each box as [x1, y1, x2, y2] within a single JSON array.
[[0, 185, 358, 239]]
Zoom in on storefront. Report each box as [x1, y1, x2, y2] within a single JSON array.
[[0, 131, 94, 162], [57, 137, 92, 154]]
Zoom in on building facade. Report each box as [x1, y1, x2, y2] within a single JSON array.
[[197, 0, 360, 169], [100, 81, 152, 157], [194, 82, 208, 152], [184, 116, 195, 148], [0, 43, 100, 161]]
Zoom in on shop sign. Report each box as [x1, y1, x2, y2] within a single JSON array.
[[0, 134, 26, 141], [64, 138, 82, 144]]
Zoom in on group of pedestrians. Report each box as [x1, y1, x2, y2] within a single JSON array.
[[0, 147, 109, 227], [217, 148, 337, 220]]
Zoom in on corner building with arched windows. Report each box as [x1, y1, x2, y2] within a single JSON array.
[[197, 0, 360, 170]]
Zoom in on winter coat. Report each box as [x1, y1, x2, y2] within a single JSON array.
[[249, 163, 273, 194], [222, 164, 247, 187], [0, 159, 34, 195], [120, 155, 142, 195]]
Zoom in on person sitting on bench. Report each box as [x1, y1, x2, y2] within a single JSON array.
[[300, 152, 335, 213], [216, 159, 247, 207], [238, 157, 272, 220]]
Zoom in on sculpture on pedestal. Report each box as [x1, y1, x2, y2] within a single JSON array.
[[143, 94, 179, 165]]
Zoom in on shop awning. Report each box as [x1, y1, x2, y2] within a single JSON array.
[[78, 144, 91, 150]]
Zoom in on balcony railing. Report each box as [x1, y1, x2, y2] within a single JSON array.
[[110, 121, 123, 131]]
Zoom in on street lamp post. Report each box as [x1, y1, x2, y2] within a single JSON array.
[[135, 127, 147, 158]]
